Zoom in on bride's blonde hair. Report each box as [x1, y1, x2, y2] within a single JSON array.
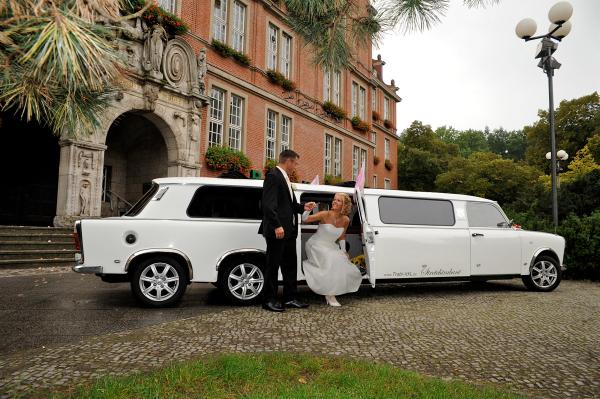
[[336, 193, 353, 216]]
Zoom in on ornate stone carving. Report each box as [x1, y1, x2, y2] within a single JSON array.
[[143, 84, 159, 111], [142, 24, 167, 79], [162, 38, 200, 95], [197, 48, 207, 95], [77, 150, 95, 176], [79, 179, 91, 216], [173, 111, 187, 128]]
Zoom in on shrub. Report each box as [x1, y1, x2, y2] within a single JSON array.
[[128, 0, 189, 35], [322, 101, 347, 120], [384, 159, 393, 171], [324, 175, 344, 185], [205, 146, 251, 172], [384, 119, 394, 129], [266, 69, 296, 91], [263, 158, 278, 176], [373, 155, 380, 165], [351, 116, 370, 133], [211, 40, 251, 66], [372, 110, 380, 121]]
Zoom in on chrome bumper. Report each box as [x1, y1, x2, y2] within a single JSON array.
[[561, 264, 567, 272], [72, 265, 103, 274]]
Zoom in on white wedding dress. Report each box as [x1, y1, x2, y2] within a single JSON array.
[[303, 224, 363, 296]]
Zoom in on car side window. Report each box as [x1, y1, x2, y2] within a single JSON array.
[[378, 197, 455, 226], [187, 186, 263, 220], [467, 202, 508, 228]]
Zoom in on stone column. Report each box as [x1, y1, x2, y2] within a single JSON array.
[[54, 140, 107, 227]]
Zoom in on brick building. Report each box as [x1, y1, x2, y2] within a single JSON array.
[[0, 0, 400, 227], [182, 0, 401, 188]]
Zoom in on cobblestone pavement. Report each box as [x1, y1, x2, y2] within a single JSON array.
[[0, 279, 599, 398], [0, 266, 72, 279]]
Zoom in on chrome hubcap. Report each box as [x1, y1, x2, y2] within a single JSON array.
[[139, 262, 179, 302], [228, 263, 264, 300], [531, 260, 558, 288]]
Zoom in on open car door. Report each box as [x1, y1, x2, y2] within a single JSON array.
[[354, 188, 376, 287]]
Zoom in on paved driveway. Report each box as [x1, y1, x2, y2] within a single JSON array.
[[0, 270, 599, 398]]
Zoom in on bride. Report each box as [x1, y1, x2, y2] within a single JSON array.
[[301, 193, 363, 307]]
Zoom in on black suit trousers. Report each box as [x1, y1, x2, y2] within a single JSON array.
[[264, 236, 297, 304]]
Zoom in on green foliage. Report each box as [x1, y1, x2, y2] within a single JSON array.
[[263, 158, 278, 176], [384, 119, 394, 129], [486, 128, 527, 161], [129, 0, 188, 35], [398, 121, 460, 191], [436, 126, 527, 161], [46, 352, 524, 399], [351, 116, 370, 132], [265, 70, 296, 91], [324, 174, 344, 185], [557, 169, 600, 217], [322, 101, 347, 120], [211, 40, 251, 66], [525, 92, 600, 171], [435, 152, 544, 211], [205, 146, 251, 172], [555, 145, 600, 187], [588, 134, 600, 163]]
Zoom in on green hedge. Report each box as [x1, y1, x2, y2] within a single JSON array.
[[205, 146, 251, 172], [505, 209, 600, 281]]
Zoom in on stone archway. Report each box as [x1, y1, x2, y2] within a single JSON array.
[[0, 112, 60, 226], [101, 111, 174, 216]]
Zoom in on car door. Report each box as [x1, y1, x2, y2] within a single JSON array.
[[467, 202, 522, 276], [354, 188, 376, 287]]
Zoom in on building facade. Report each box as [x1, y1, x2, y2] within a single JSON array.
[[0, 0, 400, 227]]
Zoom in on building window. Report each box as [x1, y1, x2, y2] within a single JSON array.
[[266, 110, 277, 160], [385, 138, 390, 160], [158, 0, 177, 14], [352, 146, 367, 180], [281, 115, 291, 152], [210, 87, 245, 150], [323, 69, 341, 105], [373, 175, 378, 188], [212, 0, 228, 43], [267, 24, 293, 78], [228, 94, 244, 151], [281, 33, 292, 78], [370, 132, 377, 145], [371, 87, 377, 110], [352, 81, 366, 119], [384, 178, 391, 190], [209, 87, 225, 147], [324, 135, 332, 176], [384, 96, 390, 120], [266, 110, 292, 160], [231, 1, 246, 52], [267, 24, 278, 70], [334, 137, 342, 177]]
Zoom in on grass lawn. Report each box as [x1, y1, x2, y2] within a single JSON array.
[[42, 353, 524, 399]]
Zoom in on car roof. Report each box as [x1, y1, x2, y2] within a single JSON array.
[[153, 177, 494, 203]]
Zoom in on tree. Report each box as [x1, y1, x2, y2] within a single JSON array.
[[486, 128, 527, 161], [0, 1, 148, 136], [284, 0, 499, 70], [588, 134, 600, 164], [397, 120, 460, 191], [525, 92, 600, 172], [435, 152, 544, 210]]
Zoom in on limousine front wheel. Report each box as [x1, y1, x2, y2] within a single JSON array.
[[522, 255, 561, 292], [131, 256, 188, 307], [219, 260, 265, 305]]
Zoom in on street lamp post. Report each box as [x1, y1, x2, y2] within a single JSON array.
[[546, 150, 569, 189], [516, 1, 573, 229]]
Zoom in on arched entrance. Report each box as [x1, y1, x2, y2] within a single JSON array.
[[0, 112, 60, 226], [101, 112, 170, 216]]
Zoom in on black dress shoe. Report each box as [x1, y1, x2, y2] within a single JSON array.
[[284, 300, 309, 309], [262, 301, 285, 312]]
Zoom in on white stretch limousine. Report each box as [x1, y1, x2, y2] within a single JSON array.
[[73, 177, 566, 307]]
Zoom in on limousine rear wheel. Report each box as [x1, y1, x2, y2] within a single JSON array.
[[219, 259, 265, 305], [131, 256, 188, 307], [522, 255, 561, 292]]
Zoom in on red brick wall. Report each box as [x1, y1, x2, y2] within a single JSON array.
[[181, 0, 399, 188]]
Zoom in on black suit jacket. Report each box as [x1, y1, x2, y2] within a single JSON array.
[[258, 167, 304, 239]]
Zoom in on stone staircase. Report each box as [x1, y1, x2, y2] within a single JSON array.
[[0, 226, 76, 269]]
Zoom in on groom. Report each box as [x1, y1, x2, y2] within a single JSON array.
[[259, 150, 316, 312]]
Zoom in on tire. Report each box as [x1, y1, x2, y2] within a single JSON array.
[[218, 258, 265, 305], [522, 255, 562, 292], [131, 256, 188, 307]]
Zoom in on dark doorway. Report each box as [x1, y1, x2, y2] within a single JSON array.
[[0, 112, 60, 226]]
